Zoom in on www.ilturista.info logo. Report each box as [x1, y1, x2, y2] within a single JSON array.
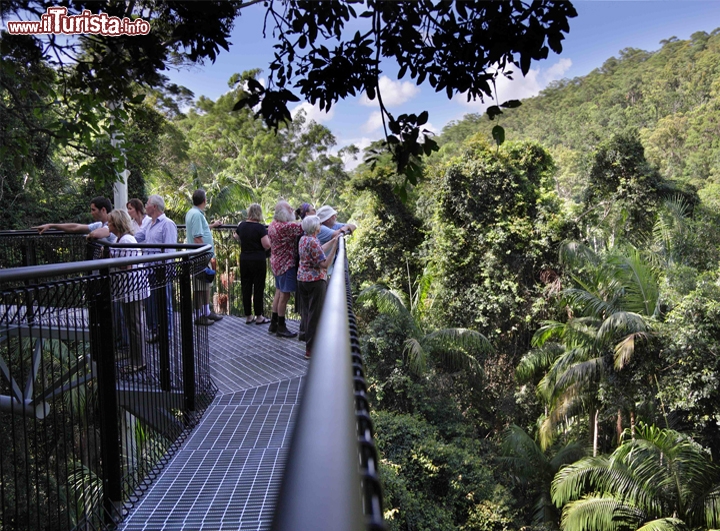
[[6, 7, 150, 36]]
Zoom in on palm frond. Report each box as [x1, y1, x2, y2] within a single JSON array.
[[552, 456, 656, 514], [550, 441, 589, 472], [403, 337, 426, 375], [533, 321, 570, 347], [206, 179, 255, 218], [358, 284, 412, 321], [634, 518, 686, 531], [560, 241, 601, 270], [421, 328, 487, 374], [609, 250, 660, 317], [538, 392, 587, 450], [501, 424, 548, 472], [690, 482, 720, 530], [517, 344, 564, 383], [424, 327, 491, 354], [560, 495, 643, 531], [531, 491, 558, 527], [597, 311, 649, 342], [554, 357, 605, 397], [613, 332, 650, 370], [564, 287, 621, 319]]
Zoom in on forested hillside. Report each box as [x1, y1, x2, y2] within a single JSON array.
[[3, 21, 720, 531], [349, 29, 720, 530], [445, 29, 720, 205]]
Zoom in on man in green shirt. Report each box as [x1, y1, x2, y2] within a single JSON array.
[[185, 189, 223, 325]]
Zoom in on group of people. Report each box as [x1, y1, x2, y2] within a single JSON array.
[[34, 194, 356, 364], [235, 200, 356, 359], [34, 191, 223, 375]]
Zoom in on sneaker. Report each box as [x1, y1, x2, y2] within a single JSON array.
[[208, 312, 224, 321], [268, 322, 278, 334], [298, 333, 306, 342], [194, 316, 214, 326], [276, 325, 297, 338], [304, 349, 311, 359]]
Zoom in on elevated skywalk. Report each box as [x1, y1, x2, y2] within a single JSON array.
[[119, 315, 308, 531]]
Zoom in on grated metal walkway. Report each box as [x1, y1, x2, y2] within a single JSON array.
[[120, 316, 307, 531]]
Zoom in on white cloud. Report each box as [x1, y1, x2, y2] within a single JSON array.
[[333, 137, 374, 171], [454, 59, 572, 111], [361, 111, 384, 134], [291, 101, 335, 124], [543, 59, 572, 82], [360, 76, 420, 107]]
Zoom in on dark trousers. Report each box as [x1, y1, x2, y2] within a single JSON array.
[[124, 299, 145, 365], [298, 280, 327, 351], [240, 258, 266, 316]]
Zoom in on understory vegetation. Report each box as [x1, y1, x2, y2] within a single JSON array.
[[4, 24, 720, 531]]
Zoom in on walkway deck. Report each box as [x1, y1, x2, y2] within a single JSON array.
[[120, 316, 307, 531]]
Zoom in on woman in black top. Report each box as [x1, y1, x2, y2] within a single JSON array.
[[234, 203, 271, 324]]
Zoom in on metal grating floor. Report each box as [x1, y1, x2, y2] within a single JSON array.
[[120, 316, 307, 531]]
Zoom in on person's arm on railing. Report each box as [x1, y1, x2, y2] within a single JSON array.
[[320, 236, 339, 268], [33, 223, 89, 234], [88, 226, 111, 240]]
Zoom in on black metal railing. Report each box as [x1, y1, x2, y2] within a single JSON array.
[[271, 236, 385, 531], [0, 230, 94, 271], [0, 233, 216, 530]]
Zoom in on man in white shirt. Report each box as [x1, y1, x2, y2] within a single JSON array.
[[135, 195, 178, 343]]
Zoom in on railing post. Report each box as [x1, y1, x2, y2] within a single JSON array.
[[88, 268, 123, 524], [180, 257, 196, 411], [156, 264, 171, 391]]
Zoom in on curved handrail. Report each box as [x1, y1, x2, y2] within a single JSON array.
[[0, 244, 212, 283], [271, 236, 385, 531]]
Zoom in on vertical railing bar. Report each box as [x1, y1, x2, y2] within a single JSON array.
[[180, 256, 196, 412], [89, 268, 123, 525]]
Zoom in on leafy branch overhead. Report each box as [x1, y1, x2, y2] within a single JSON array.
[[232, 0, 577, 188]]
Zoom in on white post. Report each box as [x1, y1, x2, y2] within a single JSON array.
[[108, 102, 129, 210]]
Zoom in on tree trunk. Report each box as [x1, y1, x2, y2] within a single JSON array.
[[592, 409, 599, 457], [616, 408, 623, 446], [630, 410, 636, 441]]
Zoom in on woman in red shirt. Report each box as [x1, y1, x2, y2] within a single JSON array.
[[297, 215, 339, 359], [267, 201, 304, 337]]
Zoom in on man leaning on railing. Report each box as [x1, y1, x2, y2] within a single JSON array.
[[33, 196, 117, 243], [185, 189, 224, 326]]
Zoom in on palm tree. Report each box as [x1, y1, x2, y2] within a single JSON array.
[[551, 423, 720, 531], [521, 243, 660, 453], [357, 278, 491, 375], [501, 424, 587, 529]]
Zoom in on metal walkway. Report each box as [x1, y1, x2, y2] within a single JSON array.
[[120, 316, 308, 531]]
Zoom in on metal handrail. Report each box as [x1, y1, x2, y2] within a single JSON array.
[[0, 243, 212, 283], [271, 236, 385, 531]]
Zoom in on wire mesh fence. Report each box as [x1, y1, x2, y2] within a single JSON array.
[[0, 233, 216, 530]]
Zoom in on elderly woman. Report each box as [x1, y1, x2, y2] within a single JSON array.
[[107, 209, 148, 373], [267, 200, 304, 337], [234, 203, 271, 324], [297, 215, 339, 359]]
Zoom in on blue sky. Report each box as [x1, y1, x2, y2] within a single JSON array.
[[164, 1, 720, 162]]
